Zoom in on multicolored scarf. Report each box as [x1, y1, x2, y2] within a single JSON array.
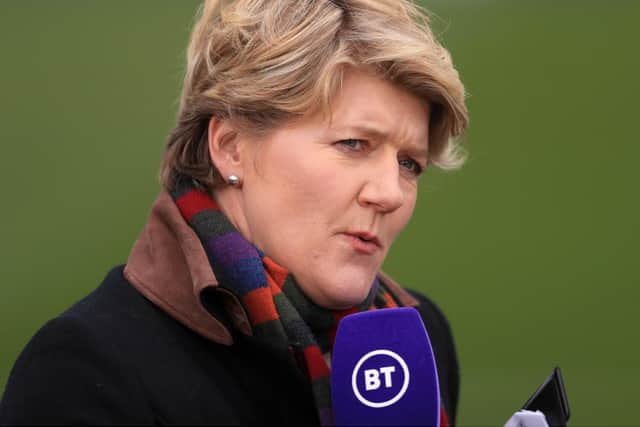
[[171, 178, 449, 427]]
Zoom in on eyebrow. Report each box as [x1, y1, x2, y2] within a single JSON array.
[[336, 124, 429, 158]]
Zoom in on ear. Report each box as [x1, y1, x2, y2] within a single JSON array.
[[207, 116, 244, 183]]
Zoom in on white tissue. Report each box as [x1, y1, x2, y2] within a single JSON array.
[[503, 410, 549, 427]]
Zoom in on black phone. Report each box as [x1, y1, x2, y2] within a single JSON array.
[[521, 367, 570, 426]]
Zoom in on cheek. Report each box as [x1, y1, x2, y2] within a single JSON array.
[[243, 145, 346, 254], [254, 144, 346, 214]]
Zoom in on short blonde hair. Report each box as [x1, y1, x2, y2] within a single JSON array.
[[161, 0, 468, 191]]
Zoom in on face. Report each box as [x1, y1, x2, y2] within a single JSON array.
[[223, 69, 430, 309]]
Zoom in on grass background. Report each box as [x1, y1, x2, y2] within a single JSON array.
[[1, 1, 638, 425]]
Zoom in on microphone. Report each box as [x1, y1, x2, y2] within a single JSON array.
[[331, 307, 440, 426]]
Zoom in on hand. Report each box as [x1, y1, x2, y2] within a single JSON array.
[[503, 410, 549, 427]]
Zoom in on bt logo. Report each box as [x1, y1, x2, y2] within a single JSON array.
[[364, 365, 396, 391], [351, 349, 410, 408]]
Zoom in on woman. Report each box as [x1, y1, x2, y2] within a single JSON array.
[[0, 0, 467, 425]]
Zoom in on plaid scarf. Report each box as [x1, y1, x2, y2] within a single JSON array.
[[171, 179, 449, 427]]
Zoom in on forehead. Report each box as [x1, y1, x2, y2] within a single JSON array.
[[326, 69, 431, 145], [263, 69, 431, 151]]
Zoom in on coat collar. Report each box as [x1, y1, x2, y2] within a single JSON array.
[[123, 191, 418, 346]]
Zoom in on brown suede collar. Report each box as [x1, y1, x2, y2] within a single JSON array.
[[123, 191, 418, 346]]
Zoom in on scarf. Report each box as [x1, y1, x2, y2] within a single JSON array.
[[171, 178, 449, 427]]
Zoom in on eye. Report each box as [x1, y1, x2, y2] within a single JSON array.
[[337, 138, 366, 151], [399, 157, 423, 176]]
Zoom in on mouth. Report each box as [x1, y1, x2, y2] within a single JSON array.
[[341, 231, 382, 255]]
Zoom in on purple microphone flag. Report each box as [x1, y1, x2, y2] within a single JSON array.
[[331, 307, 440, 426]]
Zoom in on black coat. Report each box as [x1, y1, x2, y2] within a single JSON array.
[[0, 265, 459, 425]]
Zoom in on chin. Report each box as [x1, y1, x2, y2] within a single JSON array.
[[312, 269, 377, 310]]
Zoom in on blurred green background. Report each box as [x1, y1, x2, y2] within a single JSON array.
[[1, 1, 638, 425]]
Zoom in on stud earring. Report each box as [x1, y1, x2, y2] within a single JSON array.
[[227, 175, 240, 186]]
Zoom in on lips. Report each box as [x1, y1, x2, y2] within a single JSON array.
[[341, 231, 382, 255]]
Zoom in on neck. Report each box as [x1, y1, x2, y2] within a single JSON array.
[[212, 187, 254, 243]]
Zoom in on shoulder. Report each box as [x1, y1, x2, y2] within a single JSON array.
[[0, 266, 157, 424], [379, 273, 457, 360], [9, 265, 157, 371], [380, 274, 460, 426], [0, 296, 154, 424], [405, 289, 456, 352], [49, 265, 194, 354], [405, 288, 460, 426], [0, 266, 273, 425]]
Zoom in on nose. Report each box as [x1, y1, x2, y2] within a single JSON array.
[[357, 153, 405, 213]]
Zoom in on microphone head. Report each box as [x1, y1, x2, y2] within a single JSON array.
[[331, 307, 440, 426]]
